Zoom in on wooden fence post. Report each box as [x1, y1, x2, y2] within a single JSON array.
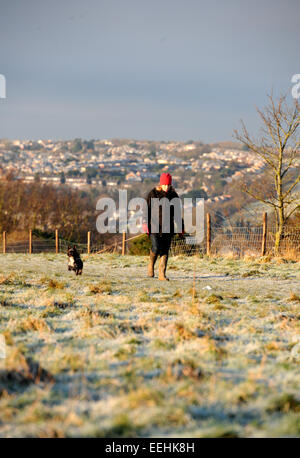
[[122, 231, 126, 256], [261, 212, 267, 256], [87, 231, 91, 254], [2, 231, 6, 254], [206, 213, 211, 257], [55, 229, 59, 254], [29, 229, 32, 254]]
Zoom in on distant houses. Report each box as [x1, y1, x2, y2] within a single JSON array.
[[0, 139, 271, 199], [125, 171, 142, 182]]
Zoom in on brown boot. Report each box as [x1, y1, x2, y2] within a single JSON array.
[[158, 254, 169, 281], [148, 251, 158, 277]]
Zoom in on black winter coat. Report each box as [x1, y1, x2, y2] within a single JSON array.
[[143, 186, 184, 235]]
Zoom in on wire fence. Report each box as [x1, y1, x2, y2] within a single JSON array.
[[209, 225, 300, 257], [1, 224, 299, 257], [0, 237, 87, 254]]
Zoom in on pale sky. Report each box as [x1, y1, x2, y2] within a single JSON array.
[[0, 0, 299, 142]]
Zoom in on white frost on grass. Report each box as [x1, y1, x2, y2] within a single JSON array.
[[0, 253, 299, 438]]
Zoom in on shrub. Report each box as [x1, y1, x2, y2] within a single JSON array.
[[129, 234, 151, 255]]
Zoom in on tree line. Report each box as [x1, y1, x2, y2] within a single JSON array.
[[0, 179, 99, 243]]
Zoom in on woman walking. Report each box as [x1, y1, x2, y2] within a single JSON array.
[[142, 173, 184, 281]]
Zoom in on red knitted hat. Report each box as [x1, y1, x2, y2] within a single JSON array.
[[160, 173, 172, 185]]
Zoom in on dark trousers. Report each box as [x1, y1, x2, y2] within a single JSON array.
[[150, 233, 172, 256]]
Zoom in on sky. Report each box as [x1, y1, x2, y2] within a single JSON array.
[[0, 0, 299, 142]]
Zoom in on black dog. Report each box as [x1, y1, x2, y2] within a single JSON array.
[[67, 245, 83, 275]]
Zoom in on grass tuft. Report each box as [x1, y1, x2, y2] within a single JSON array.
[[89, 280, 112, 295]]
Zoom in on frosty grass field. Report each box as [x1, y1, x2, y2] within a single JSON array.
[[0, 253, 299, 438]]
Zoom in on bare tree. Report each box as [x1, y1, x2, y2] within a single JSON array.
[[234, 93, 300, 253]]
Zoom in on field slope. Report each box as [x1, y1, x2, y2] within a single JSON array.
[[0, 253, 299, 437]]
